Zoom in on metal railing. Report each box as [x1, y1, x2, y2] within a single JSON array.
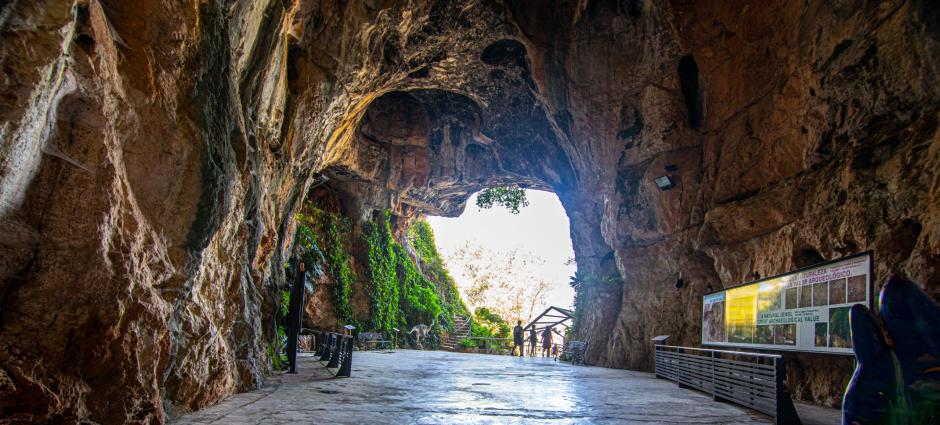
[[466, 337, 512, 352], [654, 345, 801, 424]]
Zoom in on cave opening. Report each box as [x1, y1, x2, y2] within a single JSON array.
[[9, 1, 940, 421], [425, 189, 577, 325]]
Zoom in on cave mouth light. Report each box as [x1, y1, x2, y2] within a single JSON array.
[[425, 189, 576, 324]]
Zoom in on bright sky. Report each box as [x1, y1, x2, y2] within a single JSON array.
[[426, 190, 576, 320]]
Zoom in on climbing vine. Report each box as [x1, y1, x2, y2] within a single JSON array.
[[407, 221, 468, 326], [364, 213, 468, 336], [295, 208, 357, 326], [364, 211, 402, 333], [290, 202, 469, 343]]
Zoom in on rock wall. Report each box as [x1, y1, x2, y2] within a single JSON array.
[[0, 0, 312, 421], [0, 0, 938, 421]]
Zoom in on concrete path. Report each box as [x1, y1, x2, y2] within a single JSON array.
[[173, 350, 835, 424]]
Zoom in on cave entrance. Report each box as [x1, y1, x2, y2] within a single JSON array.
[[424, 189, 576, 334]]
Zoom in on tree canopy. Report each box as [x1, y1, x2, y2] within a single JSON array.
[[475, 186, 529, 214]]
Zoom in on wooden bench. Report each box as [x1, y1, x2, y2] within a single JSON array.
[[562, 340, 588, 365], [357, 332, 393, 350]]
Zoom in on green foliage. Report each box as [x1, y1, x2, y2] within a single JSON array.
[[296, 209, 357, 326], [272, 280, 290, 370], [396, 241, 443, 326], [470, 320, 491, 338], [364, 212, 404, 333], [569, 271, 620, 327], [279, 289, 290, 317], [407, 221, 469, 326], [267, 342, 287, 370], [364, 213, 469, 335], [472, 307, 511, 339], [459, 338, 477, 349], [568, 271, 620, 292], [290, 202, 469, 343], [475, 186, 529, 214]]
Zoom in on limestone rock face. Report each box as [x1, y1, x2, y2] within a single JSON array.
[[0, 0, 938, 421]]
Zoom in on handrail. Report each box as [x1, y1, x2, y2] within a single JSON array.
[[654, 344, 801, 424], [656, 344, 783, 359]]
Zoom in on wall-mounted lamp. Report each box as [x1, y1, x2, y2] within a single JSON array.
[[655, 175, 675, 190]]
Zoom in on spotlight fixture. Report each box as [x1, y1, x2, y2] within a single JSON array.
[[654, 175, 675, 190]]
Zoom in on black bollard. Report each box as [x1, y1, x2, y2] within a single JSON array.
[[327, 335, 342, 368], [337, 336, 353, 377], [320, 333, 335, 361]]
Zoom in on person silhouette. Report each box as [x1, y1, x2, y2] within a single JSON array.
[[542, 326, 554, 358], [529, 326, 537, 357], [511, 320, 524, 356]]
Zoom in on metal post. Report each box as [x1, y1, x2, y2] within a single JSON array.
[[774, 357, 803, 425], [314, 331, 324, 356], [711, 350, 719, 401]]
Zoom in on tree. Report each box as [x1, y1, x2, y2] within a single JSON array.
[[442, 241, 552, 323], [475, 186, 529, 214]]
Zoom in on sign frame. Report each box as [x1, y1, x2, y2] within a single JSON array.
[[701, 251, 874, 355]]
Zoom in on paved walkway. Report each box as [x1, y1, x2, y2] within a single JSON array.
[[173, 350, 835, 424]]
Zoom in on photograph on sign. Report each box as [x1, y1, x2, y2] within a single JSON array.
[[701, 252, 872, 354]]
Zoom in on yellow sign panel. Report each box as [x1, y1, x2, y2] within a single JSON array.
[[725, 285, 757, 335]]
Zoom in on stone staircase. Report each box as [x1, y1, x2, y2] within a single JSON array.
[[441, 315, 471, 350]]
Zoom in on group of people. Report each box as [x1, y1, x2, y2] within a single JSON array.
[[511, 320, 558, 358]]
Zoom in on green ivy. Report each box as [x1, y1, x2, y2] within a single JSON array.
[[290, 204, 469, 342], [363, 213, 468, 336], [279, 289, 290, 318], [365, 212, 403, 333], [407, 221, 469, 329], [295, 209, 357, 326]]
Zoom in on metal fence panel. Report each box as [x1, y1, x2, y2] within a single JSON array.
[[653, 345, 800, 423]]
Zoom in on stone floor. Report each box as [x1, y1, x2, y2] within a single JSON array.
[[172, 350, 840, 424]]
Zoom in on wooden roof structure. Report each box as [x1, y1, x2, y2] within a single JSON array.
[[524, 306, 574, 339]]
